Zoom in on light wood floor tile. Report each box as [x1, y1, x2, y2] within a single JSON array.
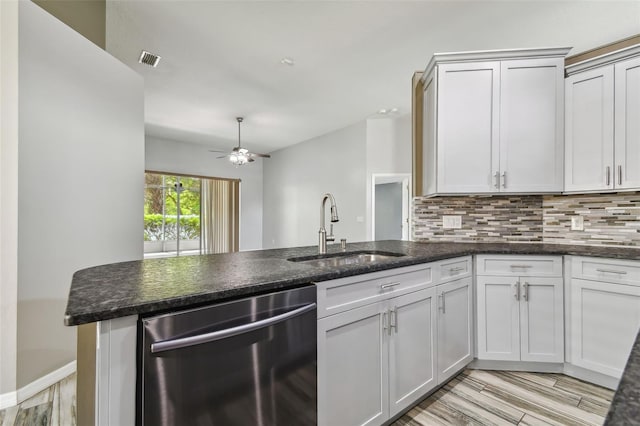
[[393, 369, 612, 426], [551, 374, 615, 402], [518, 413, 555, 426], [443, 378, 525, 423], [504, 371, 558, 388]]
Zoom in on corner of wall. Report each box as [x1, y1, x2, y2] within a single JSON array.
[[0, 0, 20, 397]]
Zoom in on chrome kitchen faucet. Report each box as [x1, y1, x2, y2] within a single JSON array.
[[319, 193, 339, 254]]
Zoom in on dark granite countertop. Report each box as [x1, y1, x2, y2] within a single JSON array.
[[64, 240, 640, 326], [606, 330, 640, 425]]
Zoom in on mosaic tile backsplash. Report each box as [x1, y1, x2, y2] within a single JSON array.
[[413, 192, 640, 247], [413, 195, 543, 243], [543, 192, 640, 247]]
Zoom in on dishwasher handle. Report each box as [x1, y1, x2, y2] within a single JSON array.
[[150, 302, 317, 354]]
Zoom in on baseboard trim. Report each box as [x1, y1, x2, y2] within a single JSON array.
[[10, 360, 77, 407], [0, 390, 18, 411]]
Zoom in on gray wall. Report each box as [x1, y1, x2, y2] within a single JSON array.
[[145, 136, 263, 251], [263, 122, 367, 248], [1, 0, 19, 395], [16, 1, 144, 387], [375, 183, 403, 240]]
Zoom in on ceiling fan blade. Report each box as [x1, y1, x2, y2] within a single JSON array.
[[248, 152, 271, 158], [216, 155, 229, 159], [208, 149, 227, 153]]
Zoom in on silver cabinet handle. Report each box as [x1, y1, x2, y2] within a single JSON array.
[[382, 311, 388, 334], [618, 165, 623, 186], [449, 266, 465, 273], [380, 282, 401, 290], [441, 294, 446, 314], [596, 268, 627, 275], [438, 294, 444, 312], [606, 166, 611, 186], [510, 264, 532, 269], [513, 282, 520, 301], [494, 171, 500, 189], [389, 307, 397, 334], [501, 171, 507, 188], [151, 303, 316, 354], [523, 282, 529, 301]]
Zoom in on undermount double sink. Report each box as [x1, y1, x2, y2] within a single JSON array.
[[288, 250, 406, 268]]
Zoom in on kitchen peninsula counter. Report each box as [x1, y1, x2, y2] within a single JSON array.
[[64, 240, 640, 326]]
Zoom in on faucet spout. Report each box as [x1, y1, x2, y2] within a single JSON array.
[[319, 193, 339, 254]]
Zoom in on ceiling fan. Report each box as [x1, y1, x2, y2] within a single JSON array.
[[209, 117, 271, 166]]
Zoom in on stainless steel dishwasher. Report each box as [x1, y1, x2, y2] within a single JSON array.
[[140, 285, 317, 426]]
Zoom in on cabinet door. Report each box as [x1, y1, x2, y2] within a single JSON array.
[[318, 302, 388, 426], [519, 277, 564, 362], [500, 59, 564, 192], [614, 56, 640, 190], [565, 66, 615, 192], [476, 276, 520, 361], [388, 288, 437, 417], [571, 278, 640, 378], [436, 61, 500, 193], [436, 277, 473, 384]]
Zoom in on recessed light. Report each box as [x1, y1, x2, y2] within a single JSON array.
[[377, 109, 388, 115], [280, 57, 295, 66], [139, 50, 161, 67]]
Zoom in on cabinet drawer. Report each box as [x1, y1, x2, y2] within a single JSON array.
[[436, 256, 472, 283], [571, 256, 640, 286], [476, 255, 562, 277], [316, 264, 432, 318]]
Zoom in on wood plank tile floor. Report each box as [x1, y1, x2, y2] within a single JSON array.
[[0, 373, 76, 426], [393, 369, 615, 426]]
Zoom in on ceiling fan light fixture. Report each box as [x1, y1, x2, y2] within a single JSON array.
[[211, 117, 270, 166]]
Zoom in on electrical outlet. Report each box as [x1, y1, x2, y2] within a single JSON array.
[[443, 215, 462, 229], [571, 216, 584, 231]]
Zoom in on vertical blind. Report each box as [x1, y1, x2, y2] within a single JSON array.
[[200, 178, 240, 254]]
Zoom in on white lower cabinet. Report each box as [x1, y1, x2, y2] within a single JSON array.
[[476, 256, 564, 363], [318, 302, 388, 426], [569, 256, 640, 379], [436, 277, 473, 383], [388, 289, 438, 416], [318, 288, 436, 426]]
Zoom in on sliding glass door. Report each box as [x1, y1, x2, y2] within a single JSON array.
[[144, 173, 201, 257], [144, 172, 240, 258]]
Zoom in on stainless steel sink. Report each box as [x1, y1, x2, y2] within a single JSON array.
[[288, 251, 405, 268]]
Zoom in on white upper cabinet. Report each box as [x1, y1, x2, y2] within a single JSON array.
[[615, 56, 640, 189], [564, 66, 615, 191], [436, 62, 500, 193], [422, 48, 569, 196], [565, 46, 640, 193], [500, 59, 565, 193]]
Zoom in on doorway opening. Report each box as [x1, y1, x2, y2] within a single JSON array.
[[371, 173, 411, 241]]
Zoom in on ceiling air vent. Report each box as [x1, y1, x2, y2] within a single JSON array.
[[138, 50, 161, 67]]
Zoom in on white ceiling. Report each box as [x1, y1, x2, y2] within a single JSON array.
[[106, 1, 640, 153]]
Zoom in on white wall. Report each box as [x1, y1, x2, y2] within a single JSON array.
[[0, 0, 19, 398], [145, 136, 263, 251], [262, 122, 367, 248], [366, 114, 412, 239], [16, 1, 144, 388]]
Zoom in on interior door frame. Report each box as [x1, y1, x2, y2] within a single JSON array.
[[371, 173, 412, 241]]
